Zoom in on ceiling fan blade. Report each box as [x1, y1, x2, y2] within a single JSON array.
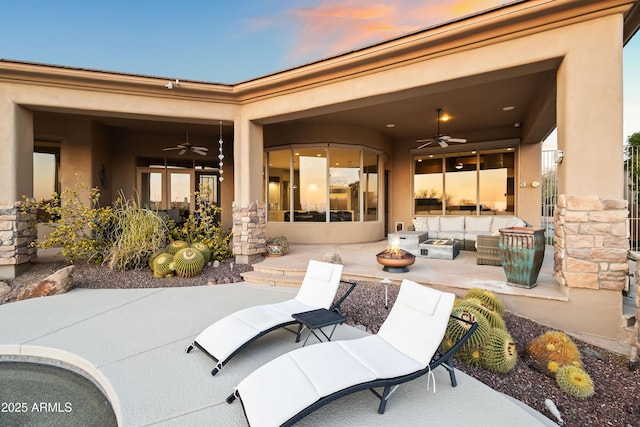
[[193, 149, 208, 156], [417, 141, 433, 149], [447, 138, 467, 143], [438, 140, 449, 148], [178, 148, 187, 155], [192, 146, 208, 151], [163, 146, 180, 151]]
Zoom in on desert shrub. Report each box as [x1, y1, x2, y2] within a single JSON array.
[[103, 195, 168, 271], [167, 184, 232, 260], [20, 176, 114, 263]]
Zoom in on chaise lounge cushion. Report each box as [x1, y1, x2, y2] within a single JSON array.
[[234, 280, 455, 427], [192, 260, 343, 369]]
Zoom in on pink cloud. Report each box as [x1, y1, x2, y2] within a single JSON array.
[[284, 0, 510, 62]]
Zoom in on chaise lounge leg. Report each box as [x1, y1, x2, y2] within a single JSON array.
[[186, 344, 194, 353], [211, 361, 223, 376], [226, 390, 238, 404], [377, 386, 391, 414], [442, 358, 458, 387]]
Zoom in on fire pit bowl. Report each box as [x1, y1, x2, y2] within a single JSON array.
[[376, 249, 416, 273]]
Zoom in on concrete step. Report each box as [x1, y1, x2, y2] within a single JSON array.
[[240, 270, 303, 287]]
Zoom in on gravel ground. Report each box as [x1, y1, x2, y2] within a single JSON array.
[[2, 261, 640, 426]]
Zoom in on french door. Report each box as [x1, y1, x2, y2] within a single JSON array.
[[137, 168, 195, 222]]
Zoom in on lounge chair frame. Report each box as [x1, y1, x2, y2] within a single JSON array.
[[187, 280, 357, 376], [227, 314, 477, 426]]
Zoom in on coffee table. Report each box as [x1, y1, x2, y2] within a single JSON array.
[[292, 308, 347, 346], [419, 239, 460, 260]]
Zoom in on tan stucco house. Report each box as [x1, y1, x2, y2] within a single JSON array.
[[2, 0, 640, 347]]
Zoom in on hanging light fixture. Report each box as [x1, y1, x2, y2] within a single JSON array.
[[218, 121, 225, 182]]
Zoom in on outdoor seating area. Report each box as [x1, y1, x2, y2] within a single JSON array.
[[226, 279, 475, 426], [411, 215, 526, 251]]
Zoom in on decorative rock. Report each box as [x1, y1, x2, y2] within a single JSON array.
[[317, 251, 343, 264], [582, 347, 603, 361], [0, 281, 10, 298], [213, 260, 220, 268], [16, 265, 75, 301]]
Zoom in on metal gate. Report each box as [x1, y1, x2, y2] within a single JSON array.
[[541, 150, 558, 245], [625, 145, 640, 252]]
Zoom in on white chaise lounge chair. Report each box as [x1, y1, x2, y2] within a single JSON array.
[[187, 260, 354, 376], [227, 279, 477, 427]]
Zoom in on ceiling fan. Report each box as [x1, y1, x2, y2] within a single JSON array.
[[417, 108, 467, 149], [163, 129, 208, 156]]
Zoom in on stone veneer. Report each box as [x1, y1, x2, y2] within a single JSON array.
[[553, 195, 629, 290], [232, 201, 266, 258], [0, 201, 37, 275]]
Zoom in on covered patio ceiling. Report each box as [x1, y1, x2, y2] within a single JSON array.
[[32, 58, 558, 151], [262, 60, 559, 148]]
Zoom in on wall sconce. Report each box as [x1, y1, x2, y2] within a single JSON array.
[[531, 181, 541, 188], [554, 150, 565, 164], [519, 182, 528, 188]]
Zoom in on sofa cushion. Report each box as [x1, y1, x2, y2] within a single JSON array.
[[440, 216, 465, 231], [412, 217, 428, 231], [465, 216, 492, 232], [427, 216, 440, 231], [491, 216, 526, 233]]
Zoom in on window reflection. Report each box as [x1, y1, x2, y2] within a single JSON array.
[[445, 155, 477, 214], [293, 148, 327, 222], [413, 148, 516, 215], [265, 145, 379, 223], [414, 156, 444, 214], [329, 148, 360, 222], [363, 151, 378, 221], [266, 149, 291, 222]]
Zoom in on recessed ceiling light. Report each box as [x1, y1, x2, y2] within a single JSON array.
[[514, 122, 521, 128], [472, 151, 477, 154], [417, 159, 423, 162], [386, 123, 395, 128], [429, 154, 434, 158], [502, 106, 515, 111], [507, 147, 513, 151]]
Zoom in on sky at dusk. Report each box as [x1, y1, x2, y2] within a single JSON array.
[[2, 0, 639, 141]]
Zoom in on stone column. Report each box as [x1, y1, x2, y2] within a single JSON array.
[[232, 201, 266, 264], [554, 195, 629, 290], [0, 202, 37, 279]]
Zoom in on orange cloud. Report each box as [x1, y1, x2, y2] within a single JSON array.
[[285, 0, 511, 62]]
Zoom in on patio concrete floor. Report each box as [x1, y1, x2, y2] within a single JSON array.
[[0, 276, 558, 426]]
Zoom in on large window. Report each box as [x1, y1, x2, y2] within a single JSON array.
[[414, 148, 515, 215], [33, 144, 60, 200], [265, 144, 380, 222], [363, 151, 379, 220]]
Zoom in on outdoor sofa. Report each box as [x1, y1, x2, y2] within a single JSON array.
[[412, 215, 526, 251]]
